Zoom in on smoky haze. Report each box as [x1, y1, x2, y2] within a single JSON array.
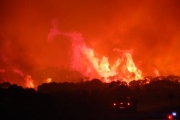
[[0, 0, 180, 86]]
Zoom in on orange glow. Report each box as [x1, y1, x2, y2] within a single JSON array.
[[24, 75, 34, 88], [1, 1, 180, 86], [45, 78, 52, 83], [153, 68, 160, 77], [124, 52, 142, 81], [0, 69, 5, 73], [48, 26, 143, 83], [77, 34, 142, 83], [113, 103, 116, 106], [82, 44, 142, 83], [127, 102, 130, 106]]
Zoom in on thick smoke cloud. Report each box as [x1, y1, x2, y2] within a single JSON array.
[[0, 0, 180, 86]]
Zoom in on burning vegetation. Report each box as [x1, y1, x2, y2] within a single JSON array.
[[1, 1, 180, 119], [0, 0, 180, 88]]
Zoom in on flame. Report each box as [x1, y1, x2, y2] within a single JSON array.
[[82, 43, 142, 83], [24, 75, 34, 88], [81, 49, 119, 82], [124, 52, 142, 80], [1, 1, 180, 87], [153, 67, 160, 77], [48, 22, 143, 83], [67, 33, 142, 83], [45, 78, 52, 83], [65, 33, 120, 82]]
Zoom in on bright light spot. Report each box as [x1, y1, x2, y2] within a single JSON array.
[[172, 112, 176, 116], [168, 114, 172, 119], [113, 103, 116, 106], [45, 78, 52, 83]]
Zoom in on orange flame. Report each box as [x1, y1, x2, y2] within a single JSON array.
[[124, 52, 142, 80], [48, 20, 143, 83], [45, 78, 52, 83], [24, 75, 34, 88], [67, 33, 143, 83], [153, 67, 160, 77]]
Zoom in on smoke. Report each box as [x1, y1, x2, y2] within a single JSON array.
[[12, 68, 24, 77], [48, 19, 61, 42], [0, 0, 180, 86]]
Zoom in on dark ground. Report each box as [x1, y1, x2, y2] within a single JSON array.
[[1, 78, 180, 120]]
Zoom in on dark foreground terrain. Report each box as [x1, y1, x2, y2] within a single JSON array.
[[1, 77, 180, 120]]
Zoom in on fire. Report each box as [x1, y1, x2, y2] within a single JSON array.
[[66, 33, 142, 83], [0, 0, 180, 88], [45, 78, 52, 83], [48, 20, 143, 83], [153, 68, 160, 77], [125, 52, 142, 80], [0, 19, 144, 87], [24, 75, 34, 88]]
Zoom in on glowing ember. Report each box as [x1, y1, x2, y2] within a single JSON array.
[[24, 75, 34, 88]]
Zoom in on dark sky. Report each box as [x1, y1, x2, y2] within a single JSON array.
[[0, 0, 180, 86]]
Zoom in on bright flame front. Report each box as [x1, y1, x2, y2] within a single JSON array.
[[64, 33, 142, 83], [47, 20, 143, 84]]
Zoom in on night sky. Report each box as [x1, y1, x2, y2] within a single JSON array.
[[0, 0, 180, 87]]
